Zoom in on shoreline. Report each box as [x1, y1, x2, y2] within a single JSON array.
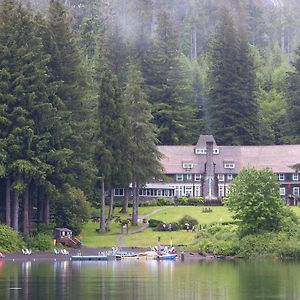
[[1, 247, 236, 262]]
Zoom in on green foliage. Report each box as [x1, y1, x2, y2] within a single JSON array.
[[148, 219, 163, 228], [54, 184, 90, 235], [155, 222, 180, 231], [226, 168, 284, 236], [28, 233, 52, 251], [238, 232, 285, 258], [207, 9, 259, 145], [176, 197, 204, 206], [0, 225, 25, 252], [178, 215, 198, 228]]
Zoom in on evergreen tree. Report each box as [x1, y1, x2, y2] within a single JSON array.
[[95, 64, 130, 232], [144, 8, 196, 145], [0, 0, 64, 235], [286, 46, 300, 143], [207, 9, 259, 145], [122, 64, 162, 225], [46, 0, 96, 196]]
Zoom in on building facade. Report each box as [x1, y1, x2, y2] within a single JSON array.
[[115, 135, 300, 205]]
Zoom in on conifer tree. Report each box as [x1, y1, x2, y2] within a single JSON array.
[[144, 8, 196, 145], [46, 0, 96, 196], [122, 64, 162, 225], [207, 9, 259, 145], [286, 46, 300, 143], [95, 64, 130, 232]]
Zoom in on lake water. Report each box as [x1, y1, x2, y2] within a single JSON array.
[[0, 258, 299, 300]]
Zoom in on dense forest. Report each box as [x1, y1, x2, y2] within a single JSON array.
[[1, 0, 300, 237]]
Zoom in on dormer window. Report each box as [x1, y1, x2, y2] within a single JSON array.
[[224, 163, 235, 169], [195, 148, 206, 155], [213, 148, 219, 154], [182, 162, 193, 170]]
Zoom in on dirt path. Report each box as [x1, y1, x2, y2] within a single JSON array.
[[116, 207, 166, 247]]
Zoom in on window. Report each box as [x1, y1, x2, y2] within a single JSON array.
[[114, 188, 124, 196], [213, 148, 219, 154], [218, 174, 224, 182], [278, 174, 285, 181], [280, 187, 286, 195], [293, 187, 299, 195], [195, 148, 206, 154], [218, 185, 225, 197], [227, 174, 233, 181], [183, 162, 193, 169], [293, 173, 299, 181], [186, 174, 192, 180], [176, 174, 183, 181], [194, 174, 201, 181], [224, 163, 235, 169], [194, 185, 201, 197]]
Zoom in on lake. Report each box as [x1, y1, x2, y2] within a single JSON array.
[[0, 258, 299, 300]]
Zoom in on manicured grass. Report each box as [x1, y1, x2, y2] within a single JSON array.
[[82, 206, 232, 248], [123, 228, 196, 248], [150, 206, 232, 225]]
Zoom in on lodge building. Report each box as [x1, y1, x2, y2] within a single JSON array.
[[115, 135, 300, 205]]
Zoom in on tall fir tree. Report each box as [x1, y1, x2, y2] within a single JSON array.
[[122, 64, 162, 225], [95, 64, 130, 232], [46, 0, 96, 196], [144, 8, 196, 145], [286, 46, 300, 143], [207, 9, 259, 145]]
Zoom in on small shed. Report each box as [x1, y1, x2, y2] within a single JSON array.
[[54, 228, 73, 241]]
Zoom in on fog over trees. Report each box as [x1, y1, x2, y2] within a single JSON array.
[[1, 0, 300, 236]]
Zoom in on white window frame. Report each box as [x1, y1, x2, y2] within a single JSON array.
[[195, 148, 206, 154], [293, 187, 299, 195], [213, 148, 219, 154], [280, 187, 286, 195], [227, 174, 233, 181], [218, 185, 225, 197], [293, 173, 298, 181], [224, 163, 235, 169], [183, 163, 193, 169], [218, 174, 225, 182], [176, 174, 183, 181], [278, 174, 285, 181], [186, 174, 192, 180], [114, 188, 124, 196], [194, 174, 201, 181]]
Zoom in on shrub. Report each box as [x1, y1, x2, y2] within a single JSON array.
[[175, 197, 204, 206], [178, 215, 198, 228], [238, 232, 283, 257], [156, 198, 174, 206], [155, 222, 180, 231], [28, 233, 52, 251], [148, 219, 163, 228], [0, 225, 25, 252]]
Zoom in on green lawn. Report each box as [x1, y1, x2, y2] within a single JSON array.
[[82, 205, 232, 248]]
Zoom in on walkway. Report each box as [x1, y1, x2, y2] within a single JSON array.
[[116, 207, 166, 247]]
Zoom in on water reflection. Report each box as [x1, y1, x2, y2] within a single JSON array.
[[0, 259, 300, 299]]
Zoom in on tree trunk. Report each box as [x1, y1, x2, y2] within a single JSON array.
[[5, 177, 11, 227], [12, 191, 19, 232], [23, 186, 29, 240], [120, 187, 129, 213], [99, 178, 106, 233], [132, 182, 139, 226], [38, 194, 44, 224], [44, 194, 50, 225], [106, 189, 114, 231]]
